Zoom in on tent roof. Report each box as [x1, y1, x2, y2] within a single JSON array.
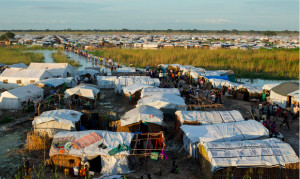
[[32, 109, 82, 128], [120, 105, 163, 126], [64, 84, 100, 99], [262, 83, 280, 91], [176, 110, 244, 125], [122, 83, 155, 95], [204, 138, 299, 172], [0, 69, 51, 78], [141, 88, 180, 98], [180, 120, 269, 145], [1, 84, 43, 101], [49, 130, 134, 157], [271, 82, 299, 96]]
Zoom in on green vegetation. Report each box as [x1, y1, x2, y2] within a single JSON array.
[[91, 48, 299, 79], [0, 32, 15, 40], [0, 46, 44, 65], [52, 49, 80, 67]]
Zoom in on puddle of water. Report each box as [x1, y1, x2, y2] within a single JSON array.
[[27, 50, 57, 63], [0, 130, 27, 177]]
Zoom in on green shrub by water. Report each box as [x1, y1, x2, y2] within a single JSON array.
[[52, 49, 80, 67], [91, 48, 299, 79], [0, 46, 44, 65]]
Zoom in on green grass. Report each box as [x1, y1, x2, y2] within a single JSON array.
[[52, 49, 80, 67], [0, 46, 44, 65], [90, 48, 299, 80]]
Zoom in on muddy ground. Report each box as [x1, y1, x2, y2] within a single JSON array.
[[0, 84, 299, 178]]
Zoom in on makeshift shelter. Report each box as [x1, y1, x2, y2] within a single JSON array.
[[114, 76, 160, 94], [174, 110, 244, 134], [122, 83, 155, 96], [36, 77, 76, 96], [49, 130, 134, 174], [116, 67, 136, 72], [136, 93, 186, 111], [0, 84, 43, 110], [236, 85, 263, 101], [115, 106, 164, 133], [97, 76, 118, 88], [180, 120, 269, 158], [0, 68, 53, 86], [141, 88, 181, 98], [27, 63, 76, 78], [262, 83, 280, 91], [208, 78, 239, 89], [199, 138, 299, 179], [270, 82, 299, 108], [65, 84, 100, 100], [32, 109, 83, 137]]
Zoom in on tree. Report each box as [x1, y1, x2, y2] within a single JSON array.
[[0, 31, 15, 41], [232, 29, 238, 34], [263, 31, 277, 36]]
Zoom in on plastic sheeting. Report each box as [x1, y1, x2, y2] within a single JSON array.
[[141, 88, 181, 98], [32, 109, 82, 128], [176, 110, 244, 125], [137, 93, 186, 110], [77, 69, 100, 76], [270, 91, 287, 108], [97, 76, 118, 88], [116, 67, 136, 72], [101, 156, 131, 175], [237, 85, 263, 94], [262, 83, 280, 91], [204, 138, 299, 172], [209, 78, 239, 89], [0, 84, 43, 110], [181, 120, 269, 158], [122, 83, 156, 95], [289, 90, 300, 103], [65, 84, 100, 99], [120, 105, 163, 126], [36, 77, 75, 88], [49, 130, 134, 157]]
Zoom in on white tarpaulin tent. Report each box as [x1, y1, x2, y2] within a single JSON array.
[[181, 120, 269, 158], [203, 138, 299, 172], [176, 110, 244, 125], [36, 77, 76, 88], [289, 90, 300, 103], [97, 76, 118, 88], [122, 83, 156, 95], [114, 76, 160, 94], [136, 93, 186, 110], [270, 82, 299, 108], [237, 85, 263, 94], [0, 84, 43, 110], [120, 105, 163, 126], [262, 83, 280, 91], [50, 130, 134, 174], [28, 63, 76, 78], [64, 84, 100, 100], [77, 69, 100, 77], [0, 68, 53, 85], [116, 67, 136, 72], [32, 109, 82, 137], [209, 78, 239, 89], [141, 88, 181, 98]]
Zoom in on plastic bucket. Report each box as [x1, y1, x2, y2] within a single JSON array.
[[73, 167, 79, 176]]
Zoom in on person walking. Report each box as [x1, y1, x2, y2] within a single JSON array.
[[280, 109, 290, 129]]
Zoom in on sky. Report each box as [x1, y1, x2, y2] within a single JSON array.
[[0, 0, 299, 30]]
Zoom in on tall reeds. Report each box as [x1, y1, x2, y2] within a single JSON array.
[[0, 46, 44, 65], [91, 48, 299, 79], [52, 49, 80, 67]]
